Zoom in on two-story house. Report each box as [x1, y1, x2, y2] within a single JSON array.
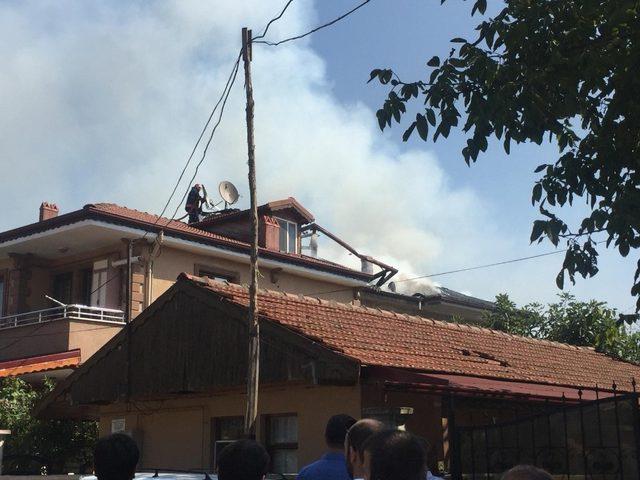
[[0, 198, 385, 381]]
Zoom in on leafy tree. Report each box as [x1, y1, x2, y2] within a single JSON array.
[[0, 377, 97, 474], [484, 292, 640, 363], [369, 0, 640, 309]]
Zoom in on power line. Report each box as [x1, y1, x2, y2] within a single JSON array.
[[167, 52, 242, 224], [253, 0, 296, 41], [393, 246, 582, 283], [304, 242, 608, 297], [85, 3, 296, 302], [254, 0, 373, 46]]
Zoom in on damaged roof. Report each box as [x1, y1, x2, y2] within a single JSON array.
[[184, 274, 640, 392]]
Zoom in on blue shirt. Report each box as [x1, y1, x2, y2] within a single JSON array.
[[297, 452, 350, 480]]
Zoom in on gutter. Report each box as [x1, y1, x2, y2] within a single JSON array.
[[0, 218, 370, 287]]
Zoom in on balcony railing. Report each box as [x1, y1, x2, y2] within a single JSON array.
[[0, 304, 126, 330]]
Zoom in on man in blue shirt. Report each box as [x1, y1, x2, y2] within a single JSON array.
[[297, 414, 356, 480]]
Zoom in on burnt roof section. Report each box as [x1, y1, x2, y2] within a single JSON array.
[[0, 202, 372, 282], [416, 287, 496, 311], [360, 286, 495, 311]]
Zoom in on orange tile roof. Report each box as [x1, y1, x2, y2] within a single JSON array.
[[182, 274, 640, 392], [0, 349, 81, 378], [0, 202, 372, 281], [87, 203, 365, 277]]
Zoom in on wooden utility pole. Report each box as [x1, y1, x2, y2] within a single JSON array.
[[242, 27, 260, 438]]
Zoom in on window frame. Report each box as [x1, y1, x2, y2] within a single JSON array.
[[274, 217, 298, 254], [195, 264, 239, 283], [52, 271, 74, 305], [263, 413, 299, 474], [211, 415, 244, 469]]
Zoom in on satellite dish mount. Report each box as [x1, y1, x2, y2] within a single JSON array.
[[219, 181, 239, 209]]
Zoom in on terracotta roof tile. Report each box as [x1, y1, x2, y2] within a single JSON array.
[[183, 274, 640, 392], [0, 349, 81, 377], [86, 204, 369, 277]]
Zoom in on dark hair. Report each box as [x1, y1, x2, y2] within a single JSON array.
[[345, 419, 385, 459], [217, 439, 270, 480], [363, 430, 425, 480], [501, 465, 553, 480], [325, 414, 357, 448], [94, 433, 140, 480]]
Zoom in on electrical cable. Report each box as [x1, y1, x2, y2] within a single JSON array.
[[303, 241, 608, 297], [254, 0, 373, 46], [253, 0, 296, 40], [166, 52, 242, 224], [141, 51, 243, 240]]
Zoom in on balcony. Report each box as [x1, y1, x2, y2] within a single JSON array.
[[0, 304, 125, 331]]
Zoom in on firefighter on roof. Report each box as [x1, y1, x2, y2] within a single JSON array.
[[185, 184, 204, 224]]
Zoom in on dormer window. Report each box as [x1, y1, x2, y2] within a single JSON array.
[[276, 217, 298, 254]]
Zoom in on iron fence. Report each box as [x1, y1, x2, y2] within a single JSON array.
[[452, 381, 640, 479]]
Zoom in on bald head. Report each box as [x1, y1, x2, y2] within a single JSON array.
[[501, 465, 552, 480], [345, 419, 384, 479]]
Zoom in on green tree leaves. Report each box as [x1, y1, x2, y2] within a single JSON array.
[[484, 293, 640, 363], [369, 0, 640, 309], [0, 377, 97, 474]]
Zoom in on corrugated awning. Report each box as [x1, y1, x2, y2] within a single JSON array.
[[0, 349, 81, 377]]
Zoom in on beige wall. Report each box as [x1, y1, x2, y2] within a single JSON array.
[[98, 384, 362, 472], [151, 247, 355, 304], [0, 319, 122, 362], [0, 320, 70, 361], [68, 319, 123, 361]]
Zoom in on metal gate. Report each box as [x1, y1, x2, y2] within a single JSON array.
[[452, 386, 640, 479]]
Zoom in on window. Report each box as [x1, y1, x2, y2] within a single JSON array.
[[212, 416, 244, 468], [275, 218, 298, 254], [80, 268, 93, 306], [52, 272, 73, 305], [196, 265, 238, 283], [265, 414, 298, 474], [91, 260, 109, 307]]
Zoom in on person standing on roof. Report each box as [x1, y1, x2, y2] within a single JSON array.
[[185, 184, 204, 224], [298, 414, 357, 480]]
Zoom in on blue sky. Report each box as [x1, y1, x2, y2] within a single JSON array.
[[0, 0, 636, 312]]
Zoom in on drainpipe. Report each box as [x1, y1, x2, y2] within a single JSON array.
[[126, 240, 133, 323], [145, 260, 153, 308], [0, 430, 10, 475]]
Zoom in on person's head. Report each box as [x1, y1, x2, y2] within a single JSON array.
[[501, 465, 553, 480], [362, 430, 425, 480], [217, 439, 270, 480], [93, 433, 140, 480], [344, 419, 384, 479], [194, 184, 202, 190], [325, 414, 357, 450]]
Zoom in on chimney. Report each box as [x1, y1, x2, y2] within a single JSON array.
[[259, 216, 280, 251], [39, 202, 59, 222]]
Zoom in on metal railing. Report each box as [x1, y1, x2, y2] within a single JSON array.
[[0, 304, 125, 330]]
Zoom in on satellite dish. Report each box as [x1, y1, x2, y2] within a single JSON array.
[[219, 181, 239, 207]]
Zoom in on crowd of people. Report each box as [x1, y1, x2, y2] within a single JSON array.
[[92, 414, 553, 480]]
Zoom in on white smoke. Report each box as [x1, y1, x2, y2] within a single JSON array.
[[4, 0, 631, 307]]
